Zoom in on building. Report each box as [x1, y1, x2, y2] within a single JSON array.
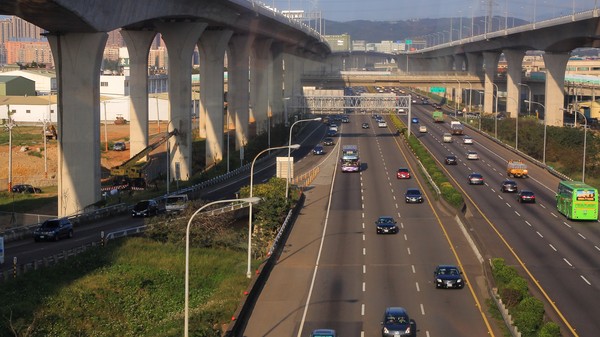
[[0, 69, 56, 93], [0, 75, 35, 95], [324, 34, 351, 52], [5, 40, 54, 66]]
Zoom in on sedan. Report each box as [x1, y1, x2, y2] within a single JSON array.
[[468, 173, 484, 185], [466, 151, 479, 160], [11, 184, 42, 193], [463, 135, 474, 144], [311, 329, 337, 337], [445, 155, 458, 165], [517, 190, 536, 203], [419, 125, 427, 133], [323, 137, 335, 146], [362, 123, 370, 129], [378, 121, 387, 128], [411, 117, 419, 124], [405, 188, 424, 203], [501, 179, 518, 193], [313, 145, 325, 155], [375, 216, 398, 234], [326, 129, 337, 137], [433, 264, 465, 289], [381, 307, 415, 337], [113, 141, 127, 151], [131, 200, 160, 217], [396, 168, 411, 179]]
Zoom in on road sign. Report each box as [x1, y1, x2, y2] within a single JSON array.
[[430, 87, 446, 93], [405, 39, 413, 45]]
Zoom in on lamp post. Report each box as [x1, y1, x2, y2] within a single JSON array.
[[166, 120, 174, 194], [518, 82, 532, 116], [248, 143, 301, 278], [4, 104, 15, 192], [562, 108, 588, 182], [453, 79, 461, 119], [526, 100, 546, 164], [286, 117, 321, 199], [504, 96, 520, 150], [185, 197, 261, 337], [491, 83, 499, 139]]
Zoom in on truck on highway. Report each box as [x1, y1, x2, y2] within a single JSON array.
[[450, 121, 464, 135], [507, 160, 528, 178], [432, 110, 444, 123]]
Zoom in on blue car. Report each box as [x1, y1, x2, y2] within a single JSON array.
[[311, 329, 337, 337], [411, 117, 419, 124], [313, 145, 325, 155]]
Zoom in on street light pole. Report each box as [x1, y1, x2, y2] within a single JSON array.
[[5, 109, 15, 192], [185, 197, 260, 337], [286, 117, 321, 199], [491, 82, 499, 139], [573, 109, 588, 182], [527, 100, 546, 164], [166, 120, 174, 195], [248, 144, 300, 278], [504, 96, 520, 150], [103, 100, 109, 152], [518, 82, 532, 116]]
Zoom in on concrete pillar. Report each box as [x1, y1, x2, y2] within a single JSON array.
[[466, 52, 483, 75], [283, 51, 296, 101], [504, 49, 525, 118], [198, 29, 233, 167], [543, 52, 570, 126], [229, 34, 254, 150], [250, 39, 273, 136], [483, 52, 501, 115], [47, 32, 106, 216], [158, 22, 207, 182], [271, 43, 284, 125], [120, 30, 156, 158], [454, 54, 466, 71]]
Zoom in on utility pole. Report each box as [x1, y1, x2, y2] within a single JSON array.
[[41, 118, 51, 178], [5, 109, 16, 192]]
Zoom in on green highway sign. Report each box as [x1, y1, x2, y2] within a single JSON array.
[[430, 87, 446, 93], [405, 39, 412, 45]]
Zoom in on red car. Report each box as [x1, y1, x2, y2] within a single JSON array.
[[397, 168, 411, 179]]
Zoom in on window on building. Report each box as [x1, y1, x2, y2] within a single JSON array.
[[26, 110, 31, 114], [101, 82, 108, 87]]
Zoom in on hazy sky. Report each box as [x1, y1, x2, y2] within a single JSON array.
[[272, 0, 595, 22]]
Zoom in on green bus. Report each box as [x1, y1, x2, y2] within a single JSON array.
[[556, 181, 599, 220]]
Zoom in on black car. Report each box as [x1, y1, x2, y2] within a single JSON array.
[[341, 116, 350, 123], [33, 218, 73, 242], [501, 179, 518, 193], [468, 173, 484, 185], [405, 188, 424, 203], [132, 199, 161, 217], [11, 184, 42, 193], [323, 137, 335, 146], [517, 190, 536, 203], [433, 264, 465, 289], [326, 129, 337, 137], [375, 216, 398, 234], [113, 141, 126, 151], [444, 155, 457, 165], [362, 123, 370, 129], [313, 144, 325, 155], [381, 307, 415, 337]]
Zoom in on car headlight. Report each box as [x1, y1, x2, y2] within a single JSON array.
[[436, 278, 442, 283], [457, 279, 462, 283], [405, 326, 411, 334], [383, 327, 389, 334]]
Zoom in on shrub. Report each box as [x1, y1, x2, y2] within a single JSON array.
[[537, 322, 561, 337], [491, 258, 519, 285], [513, 296, 545, 337]]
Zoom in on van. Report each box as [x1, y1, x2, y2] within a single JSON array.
[[443, 133, 452, 143], [165, 194, 189, 213]]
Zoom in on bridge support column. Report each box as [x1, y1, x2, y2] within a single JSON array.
[[454, 54, 466, 71], [158, 22, 207, 182], [504, 49, 525, 118], [483, 52, 500, 115], [271, 43, 284, 125], [48, 32, 106, 216], [121, 30, 156, 158], [198, 29, 233, 167], [251, 39, 273, 136], [543, 52, 570, 126], [466, 52, 483, 75], [229, 34, 254, 151]]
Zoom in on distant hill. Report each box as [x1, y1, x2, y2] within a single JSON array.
[[323, 17, 529, 43]]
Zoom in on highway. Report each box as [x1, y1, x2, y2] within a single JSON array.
[[245, 115, 495, 336], [401, 102, 600, 337]]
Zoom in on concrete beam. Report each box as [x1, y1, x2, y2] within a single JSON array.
[[544, 52, 571, 126], [229, 34, 255, 151]]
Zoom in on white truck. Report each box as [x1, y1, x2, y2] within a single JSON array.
[[450, 121, 464, 135], [164, 194, 189, 213]]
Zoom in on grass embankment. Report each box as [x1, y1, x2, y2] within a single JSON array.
[[0, 238, 248, 337]]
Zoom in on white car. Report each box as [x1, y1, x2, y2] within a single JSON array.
[[378, 121, 387, 128], [466, 151, 479, 160], [419, 125, 427, 133], [463, 136, 473, 144]]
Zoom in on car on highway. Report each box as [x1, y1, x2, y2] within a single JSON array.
[[113, 141, 127, 151], [132, 199, 161, 217], [311, 329, 337, 337], [463, 135, 474, 144], [501, 179, 518, 193], [323, 137, 335, 146], [328, 124, 338, 132], [375, 216, 398, 234], [11, 184, 42, 193], [517, 190, 536, 203], [443, 133, 452, 143], [433, 264, 465, 289], [313, 144, 325, 155], [381, 307, 415, 337], [397, 107, 406, 113], [468, 173, 484, 185], [419, 125, 427, 133], [396, 168, 411, 179], [445, 155, 458, 165], [405, 188, 424, 203], [326, 129, 337, 137], [378, 120, 387, 128], [466, 151, 479, 160], [362, 122, 370, 129], [33, 218, 73, 242], [411, 117, 419, 123], [341, 116, 350, 123]]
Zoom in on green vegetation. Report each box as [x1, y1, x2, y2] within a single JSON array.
[[389, 114, 464, 209], [490, 258, 561, 337], [0, 126, 45, 146]]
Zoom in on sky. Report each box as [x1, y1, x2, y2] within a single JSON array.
[[272, 0, 597, 22]]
